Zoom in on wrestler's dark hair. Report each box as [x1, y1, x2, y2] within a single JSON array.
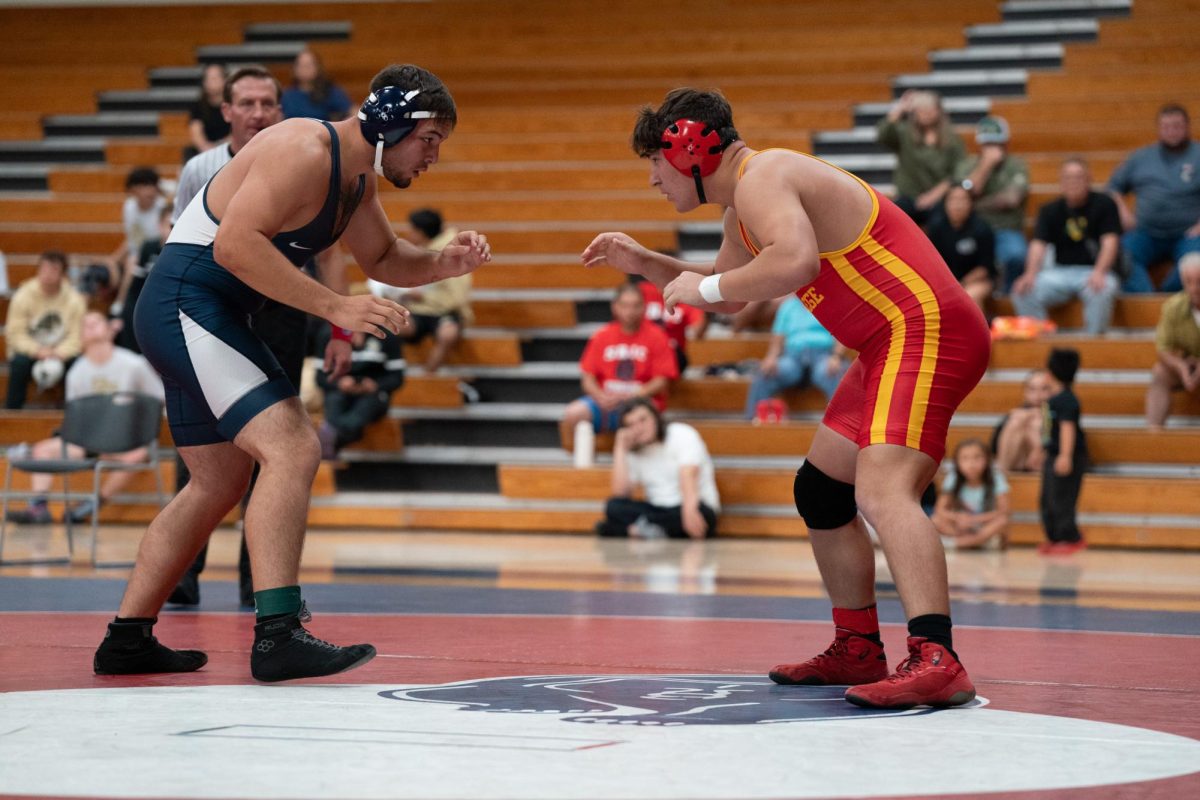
[[631, 87, 739, 158], [369, 64, 457, 129]]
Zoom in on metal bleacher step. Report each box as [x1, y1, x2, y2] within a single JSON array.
[[810, 127, 889, 157], [853, 97, 991, 127], [929, 43, 1065, 72], [242, 21, 353, 42], [194, 41, 308, 65], [42, 112, 160, 139], [1001, 0, 1132, 22], [0, 165, 50, 192], [893, 69, 1029, 98], [0, 139, 108, 165], [966, 18, 1100, 46], [147, 66, 206, 89], [97, 87, 199, 114]]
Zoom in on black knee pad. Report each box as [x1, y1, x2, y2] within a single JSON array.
[[794, 460, 857, 530]]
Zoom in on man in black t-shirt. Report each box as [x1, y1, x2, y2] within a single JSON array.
[[1038, 348, 1089, 553], [1012, 158, 1121, 334], [924, 184, 996, 310]]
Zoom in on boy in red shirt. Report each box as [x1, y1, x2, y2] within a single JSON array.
[[564, 283, 678, 466], [637, 279, 706, 371]]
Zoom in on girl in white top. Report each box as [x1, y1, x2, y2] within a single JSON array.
[[933, 438, 1010, 549]]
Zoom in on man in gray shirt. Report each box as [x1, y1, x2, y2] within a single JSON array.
[[1107, 103, 1200, 293]]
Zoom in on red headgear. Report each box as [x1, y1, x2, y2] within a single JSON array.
[[661, 119, 726, 178]]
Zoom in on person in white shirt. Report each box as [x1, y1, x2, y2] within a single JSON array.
[[596, 398, 720, 539], [5, 311, 164, 525]]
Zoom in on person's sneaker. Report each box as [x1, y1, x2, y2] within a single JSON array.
[[167, 573, 200, 607], [6, 503, 52, 525], [769, 633, 888, 686], [1037, 541, 1056, 555], [94, 619, 207, 675], [1052, 540, 1087, 555], [251, 604, 375, 682], [844, 636, 976, 709], [65, 498, 98, 524]]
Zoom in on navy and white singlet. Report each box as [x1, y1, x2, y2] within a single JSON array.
[[134, 120, 365, 446]]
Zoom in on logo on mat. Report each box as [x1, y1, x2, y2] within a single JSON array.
[[381, 675, 946, 726]]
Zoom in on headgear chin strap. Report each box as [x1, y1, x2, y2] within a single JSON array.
[[661, 119, 729, 204], [358, 86, 437, 177]]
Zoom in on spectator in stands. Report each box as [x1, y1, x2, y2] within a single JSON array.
[[876, 89, 966, 224], [282, 48, 352, 121], [184, 63, 230, 162], [373, 210, 473, 374], [595, 398, 719, 539], [636, 277, 706, 371], [1107, 103, 1200, 293], [1039, 348, 1088, 554], [743, 295, 847, 420], [106, 167, 166, 295], [315, 325, 405, 460], [114, 204, 171, 353], [4, 251, 86, 409], [1145, 252, 1200, 430], [954, 116, 1030, 292], [924, 184, 996, 311], [932, 438, 1010, 550], [993, 368, 1053, 474], [1011, 158, 1121, 335], [4, 311, 164, 524], [563, 282, 678, 467]]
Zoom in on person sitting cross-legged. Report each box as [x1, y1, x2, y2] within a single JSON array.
[[6, 311, 164, 524], [595, 398, 720, 540]]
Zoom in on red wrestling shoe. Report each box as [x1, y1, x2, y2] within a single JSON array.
[[769, 633, 888, 686], [844, 636, 976, 709]]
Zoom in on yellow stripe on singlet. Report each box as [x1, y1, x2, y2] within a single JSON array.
[[862, 236, 942, 449], [826, 252, 906, 444]]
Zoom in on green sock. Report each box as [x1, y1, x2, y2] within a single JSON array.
[[254, 585, 302, 621]]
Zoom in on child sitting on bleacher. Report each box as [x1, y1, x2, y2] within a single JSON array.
[[933, 439, 1010, 550]]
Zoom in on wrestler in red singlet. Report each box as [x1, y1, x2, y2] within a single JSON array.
[[735, 150, 991, 465]]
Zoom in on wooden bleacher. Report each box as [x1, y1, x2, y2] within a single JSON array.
[[0, 0, 1197, 548]]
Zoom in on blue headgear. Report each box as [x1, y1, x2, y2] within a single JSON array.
[[358, 85, 437, 176]]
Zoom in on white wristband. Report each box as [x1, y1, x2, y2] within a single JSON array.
[[698, 273, 725, 304]]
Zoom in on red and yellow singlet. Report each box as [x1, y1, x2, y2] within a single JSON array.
[[735, 150, 991, 463]]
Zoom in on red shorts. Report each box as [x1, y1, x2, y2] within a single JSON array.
[[822, 297, 990, 464]]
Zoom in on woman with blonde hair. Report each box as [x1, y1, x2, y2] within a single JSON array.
[[876, 89, 966, 224]]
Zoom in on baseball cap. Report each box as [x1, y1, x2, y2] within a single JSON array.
[[975, 115, 1010, 145]]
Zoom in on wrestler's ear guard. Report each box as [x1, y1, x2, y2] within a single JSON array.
[[358, 86, 437, 176], [660, 119, 729, 204]]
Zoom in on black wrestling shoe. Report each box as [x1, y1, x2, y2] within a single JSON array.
[[251, 604, 375, 683], [94, 618, 207, 675]]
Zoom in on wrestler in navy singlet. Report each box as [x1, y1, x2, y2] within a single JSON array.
[[134, 120, 365, 446]]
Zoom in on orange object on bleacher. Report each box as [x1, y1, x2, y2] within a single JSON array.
[[989, 316, 1058, 341]]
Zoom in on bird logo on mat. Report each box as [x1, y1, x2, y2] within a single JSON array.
[[380, 674, 959, 725]]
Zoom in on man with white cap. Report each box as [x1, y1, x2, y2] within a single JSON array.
[[954, 116, 1030, 292]]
